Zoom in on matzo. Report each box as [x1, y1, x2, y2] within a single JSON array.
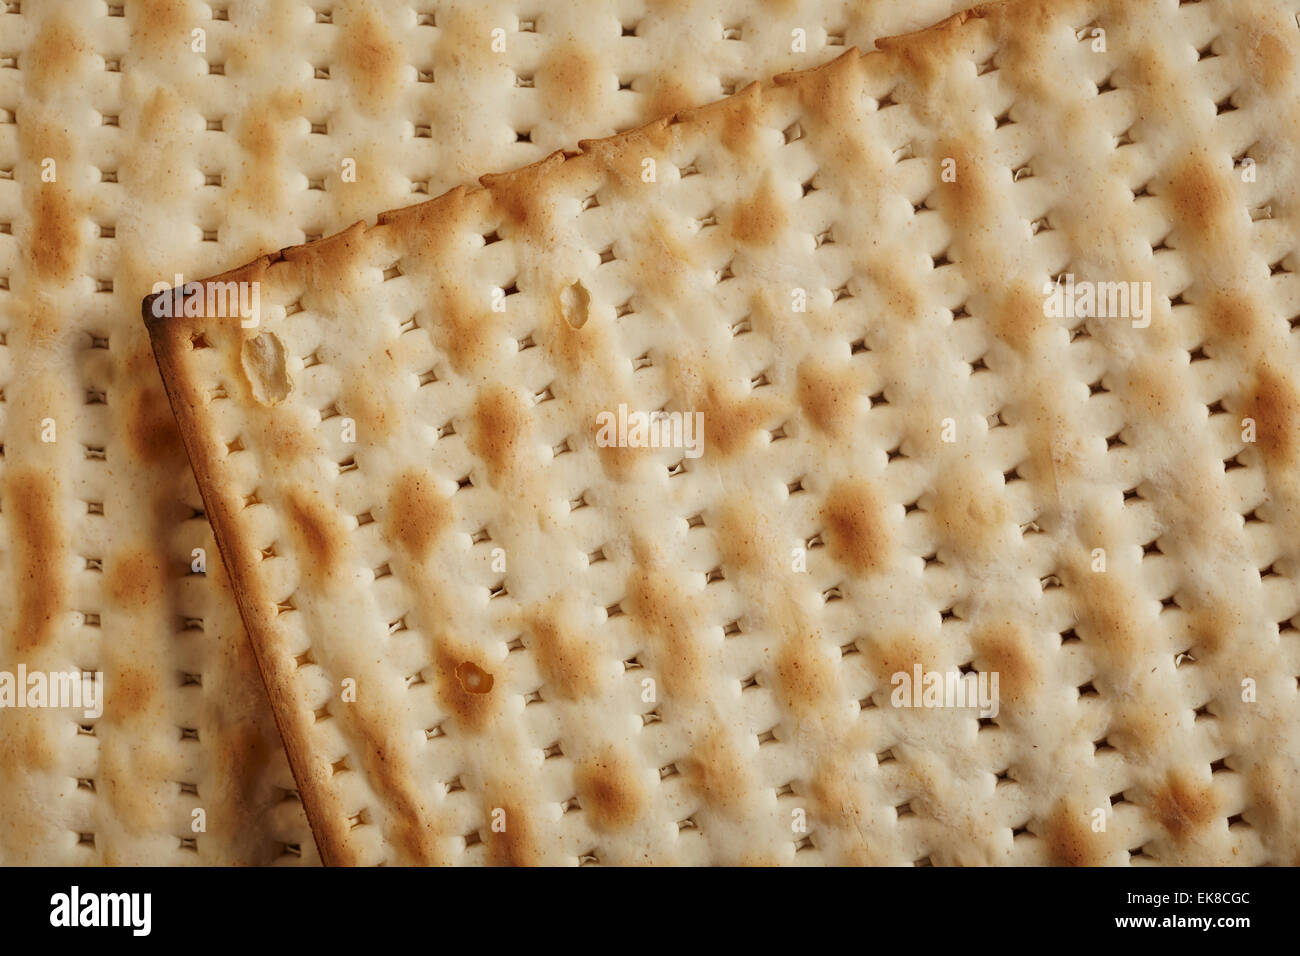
[[149, 0, 1300, 866], [0, 0, 966, 863]]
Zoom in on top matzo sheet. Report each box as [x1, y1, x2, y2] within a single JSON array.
[[0, 0, 967, 864], [148, 0, 1300, 864]]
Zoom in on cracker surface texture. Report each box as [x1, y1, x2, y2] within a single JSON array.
[[150, 0, 1300, 865], [2, 0, 964, 864]]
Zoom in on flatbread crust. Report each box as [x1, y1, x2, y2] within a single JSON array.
[[148, 0, 1300, 865], [0, 0, 964, 864]]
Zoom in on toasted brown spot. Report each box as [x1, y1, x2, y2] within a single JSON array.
[[434, 641, 500, 733], [717, 85, 764, 161], [386, 470, 450, 561], [455, 661, 493, 694], [715, 499, 775, 574], [127, 0, 188, 54], [105, 547, 164, 610], [935, 141, 993, 231], [867, 263, 923, 323], [1066, 565, 1147, 668], [1118, 355, 1184, 422], [486, 799, 541, 866], [646, 74, 696, 125], [26, 13, 93, 101], [1244, 361, 1300, 465], [340, 374, 397, 442], [596, 440, 645, 484], [108, 664, 157, 722], [469, 384, 531, 487], [124, 380, 186, 465], [809, 752, 876, 862], [0, 712, 58, 773], [970, 621, 1036, 706], [1165, 152, 1234, 250], [7, 469, 65, 654], [1247, 29, 1294, 94], [773, 627, 838, 718], [625, 545, 706, 699], [865, 632, 932, 686], [524, 600, 601, 700], [797, 359, 859, 437], [1204, 288, 1262, 344], [537, 41, 605, 123], [684, 728, 754, 818], [284, 488, 345, 581], [728, 178, 787, 246], [1042, 800, 1108, 866], [822, 479, 892, 576], [881, 6, 999, 88], [576, 120, 673, 196], [991, 281, 1048, 353], [336, 5, 401, 109], [260, 409, 320, 463], [574, 747, 645, 832], [482, 155, 565, 235], [1151, 772, 1217, 840], [791, 47, 867, 127], [348, 694, 441, 864], [214, 718, 276, 833], [1187, 601, 1242, 659], [233, 91, 305, 216], [692, 377, 772, 459], [434, 284, 496, 375], [27, 183, 82, 282]]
